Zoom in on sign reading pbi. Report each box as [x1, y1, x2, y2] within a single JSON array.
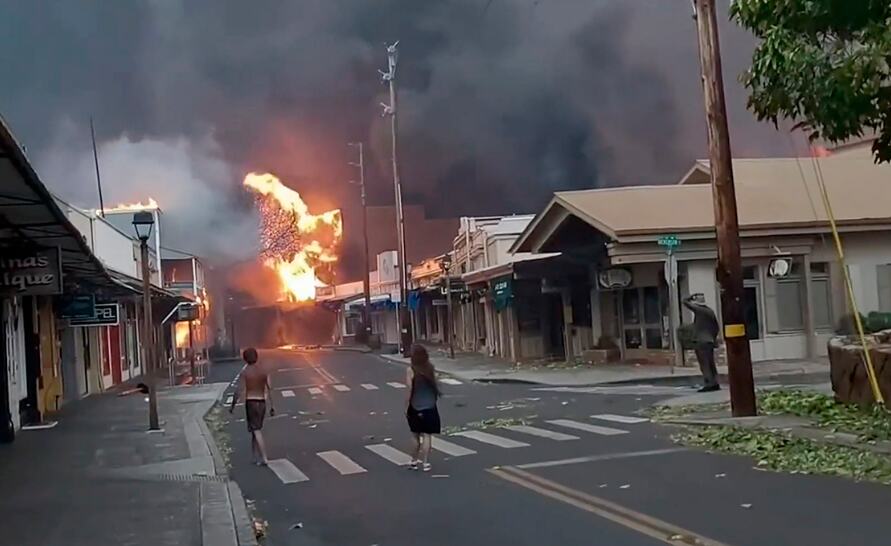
[[69, 303, 120, 327]]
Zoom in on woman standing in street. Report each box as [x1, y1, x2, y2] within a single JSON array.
[[405, 344, 441, 472]]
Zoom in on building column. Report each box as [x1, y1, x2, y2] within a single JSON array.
[[802, 254, 816, 359], [561, 288, 574, 362], [590, 287, 602, 344]]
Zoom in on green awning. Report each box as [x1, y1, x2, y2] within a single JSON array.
[[491, 276, 512, 311]]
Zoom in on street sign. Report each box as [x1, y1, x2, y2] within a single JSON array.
[[0, 246, 63, 296], [69, 303, 119, 327], [657, 235, 681, 249]]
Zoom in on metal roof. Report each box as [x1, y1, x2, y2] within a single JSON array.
[[0, 115, 171, 299]]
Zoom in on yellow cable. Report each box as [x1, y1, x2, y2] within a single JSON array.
[[812, 155, 885, 405]]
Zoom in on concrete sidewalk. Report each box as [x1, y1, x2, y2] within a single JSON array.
[[0, 382, 255, 546], [380, 349, 829, 387]]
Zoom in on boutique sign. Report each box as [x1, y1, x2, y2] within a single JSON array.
[[0, 247, 63, 296]]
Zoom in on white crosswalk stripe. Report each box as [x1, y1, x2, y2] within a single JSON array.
[[365, 444, 414, 466], [308, 387, 323, 395], [317, 450, 367, 475], [453, 430, 529, 448], [225, 396, 233, 405], [504, 425, 579, 441], [267, 459, 309, 484], [387, 382, 406, 389], [333, 385, 351, 392], [431, 437, 476, 457], [547, 419, 628, 436], [440, 378, 462, 385], [281, 390, 295, 398], [361, 384, 379, 390], [591, 414, 649, 424]]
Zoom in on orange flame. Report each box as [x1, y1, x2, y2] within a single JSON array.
[[175, 322, 190, 348], [105, 198, 160, 212], [243, 172, 342, 302]]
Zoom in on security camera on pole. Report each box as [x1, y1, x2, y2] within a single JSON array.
[[380, 41, 412, 356]]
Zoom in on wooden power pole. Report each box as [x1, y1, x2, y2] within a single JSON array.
[[693, 0, 756, 416]]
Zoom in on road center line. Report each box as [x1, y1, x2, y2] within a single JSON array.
[[516, 448, 687, 470], [489, 466, 730, 546]]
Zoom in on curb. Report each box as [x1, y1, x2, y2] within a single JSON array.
[[199, 390, 257, 546]]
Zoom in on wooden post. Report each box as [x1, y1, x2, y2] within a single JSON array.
[[694, 0, 756, 416]]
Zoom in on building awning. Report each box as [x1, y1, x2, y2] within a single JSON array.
[[0, 116, 113, 293], [345, 293, 393, 310], [461, 253, 560, 286]]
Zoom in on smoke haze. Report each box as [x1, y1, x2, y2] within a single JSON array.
[[0, 1, 793, 273]]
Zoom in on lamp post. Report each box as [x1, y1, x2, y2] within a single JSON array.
[[133, 211, 160, 430], [439, 254, 455, 359]]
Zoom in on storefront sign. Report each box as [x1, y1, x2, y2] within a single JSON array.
[[177, 303, 200, 321], [491, 277, 513, 310], [59, 295, 96, 319], [69, 303, 119, 327], [0, 247, 62, 296]]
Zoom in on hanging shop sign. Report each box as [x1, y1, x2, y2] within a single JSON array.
[[0, 247, 63, 296], [177, 302, 201, 322], [59, 295, 96, 319], [491, 277, 513, 311], [69, 303, 120, 327]]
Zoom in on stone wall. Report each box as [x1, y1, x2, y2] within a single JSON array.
[[828, 330, 891, 405]]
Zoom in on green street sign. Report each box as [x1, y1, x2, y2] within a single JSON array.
[[657, 235, 680, 248]]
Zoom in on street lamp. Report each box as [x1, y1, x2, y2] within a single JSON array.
[[133, 211, 160, 431], [439, 253, 455, 359]]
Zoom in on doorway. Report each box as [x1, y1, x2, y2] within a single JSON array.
[[621, 286, 666, 350], [544, 292, 565, 359]]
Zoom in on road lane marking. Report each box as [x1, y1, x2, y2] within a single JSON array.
[[453, 430, 529, 448], [317, 451, 367, 475], [516, 448, 687, 469], [267, 459, 309, 484], [547, 419, 628, 436], [281, 390, 295, 398], [504, 425, 579, 441], [387, 382, 406, 389], [440, 378, 462, 385], [308, 387, 323, 395], [365, 444, 413, 466], [361, 384, 379, 390], [431, 437, 476, 457], [332, 384, 351, 392], [489, 465, 729, 546], [591, 414, 649, 424]]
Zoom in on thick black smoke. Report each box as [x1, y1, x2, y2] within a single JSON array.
[[0, 0, 791, 265]]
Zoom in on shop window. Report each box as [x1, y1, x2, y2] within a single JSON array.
[[811, 263, 832, 329], [777, 278, 804, 331]]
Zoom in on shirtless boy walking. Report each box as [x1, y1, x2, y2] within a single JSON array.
[[230, 348, 275, 465]]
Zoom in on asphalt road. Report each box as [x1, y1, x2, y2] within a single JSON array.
[[216, 349, 891, 546]]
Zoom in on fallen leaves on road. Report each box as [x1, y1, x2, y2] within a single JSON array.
[[619, 484, 631, 489], [253, 518, 269, 539], [740, 503, 753, 509], [289, 522, 304, 530]]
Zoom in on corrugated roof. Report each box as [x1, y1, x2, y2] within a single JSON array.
[[552, 157, 891, 239]]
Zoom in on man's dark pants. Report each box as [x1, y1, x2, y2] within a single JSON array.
[[694, 342, 719, 388]]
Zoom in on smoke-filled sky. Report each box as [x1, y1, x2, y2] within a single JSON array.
[[0, 1, 795, 268]]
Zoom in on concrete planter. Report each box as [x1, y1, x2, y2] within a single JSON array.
[[828, 330, 891, 406]]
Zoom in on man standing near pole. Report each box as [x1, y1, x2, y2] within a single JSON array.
[[683, 294, 720, 392]]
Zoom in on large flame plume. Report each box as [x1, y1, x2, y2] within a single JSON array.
[[243, 173, 342, 302]]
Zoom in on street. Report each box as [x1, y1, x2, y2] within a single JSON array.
[[218, 350, 891, 546]]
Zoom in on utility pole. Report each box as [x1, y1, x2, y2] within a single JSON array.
[[693, 0, 756, 416], [349, 142, 373, 342], [440, 254, 455, 359], [380, 41, 411, 356], [90, 117, 105, 217]]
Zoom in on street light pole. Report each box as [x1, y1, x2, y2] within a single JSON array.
[[134, 211, 160, 430], [380, 41, 411, 356], [693, 0, 756, 416], [440, 254, 455, 359], [349, 142, 372, 342]]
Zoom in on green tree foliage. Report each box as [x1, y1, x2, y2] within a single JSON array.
[[732, 0, 891, 160]]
